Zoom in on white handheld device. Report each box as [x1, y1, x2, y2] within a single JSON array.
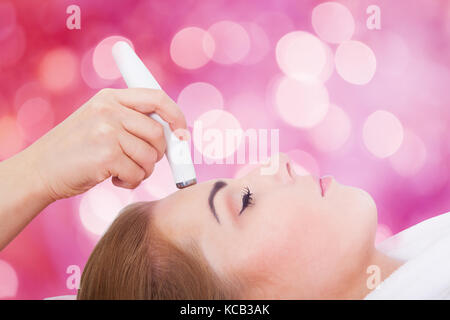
[[112, 41, 197, 189]]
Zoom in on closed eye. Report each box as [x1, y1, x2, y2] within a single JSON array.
[[239, 186, 254, 215]]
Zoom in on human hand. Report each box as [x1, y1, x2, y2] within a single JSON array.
[[24, 88, 186, 201]]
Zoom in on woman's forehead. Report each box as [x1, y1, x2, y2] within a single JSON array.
[[151, 178, 233, 239]]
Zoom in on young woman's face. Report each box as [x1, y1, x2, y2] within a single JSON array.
[[152, 153, 378, 298]]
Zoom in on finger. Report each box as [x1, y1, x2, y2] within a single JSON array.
[[110, 88, 187, 132], [112, 176, 142, 189], [109, 152, 145, 189], [117, 104, 166, 161], [117, 130, 158, 179], [112, 176, 131, 189]]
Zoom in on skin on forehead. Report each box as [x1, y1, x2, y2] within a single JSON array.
[[151, 179, 227, 246]]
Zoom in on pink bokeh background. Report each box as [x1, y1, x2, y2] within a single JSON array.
[[0, 0, 449, 299]]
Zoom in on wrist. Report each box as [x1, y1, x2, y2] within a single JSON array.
[[12, 145, 56, 207], [0, 146, 55, 249]]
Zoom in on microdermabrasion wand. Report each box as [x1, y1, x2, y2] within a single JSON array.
[[112, 41, 197, 189]]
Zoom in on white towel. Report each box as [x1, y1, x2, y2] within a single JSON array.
[[44, 295, 76, 300], [365, 211, 450, 299]]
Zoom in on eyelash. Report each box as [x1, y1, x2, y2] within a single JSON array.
[[239, 186, 254, 215]]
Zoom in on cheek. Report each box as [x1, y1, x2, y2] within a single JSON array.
[[227, 196, 334, 279], [201, 186, 377, 286], [229, 188, 375, 282]]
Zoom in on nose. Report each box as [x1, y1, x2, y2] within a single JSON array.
[[247, 152, 294, 182], [276, 152, 294, 182]]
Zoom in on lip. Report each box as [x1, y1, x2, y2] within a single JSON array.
[[319, 176, 333, 197]]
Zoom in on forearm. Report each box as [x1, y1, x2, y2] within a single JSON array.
[[0, 147, 54, 250]]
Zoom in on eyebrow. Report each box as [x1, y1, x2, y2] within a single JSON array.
[[208, 180, 227, 224]]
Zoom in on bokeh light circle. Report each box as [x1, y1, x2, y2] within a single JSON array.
[[207, 21, 250, 64], [79, 181, 136, 236], [276, 31, 328, 83], [0, 25, 26, 68], [389, 130, 427, 177], [0, 260, 18, 298], [363, 110, 404, 158], [312, 2, 355, 43], [177, 82, 224, 126], [239, 23, 270, 65], [170, 27, 215, 69], [0, 2, 16, 40], [335, 40, 376, 85], [309, 104, 351, 152], [81, 48, 115, 89], [39, 47, 78, 92], [0, 116, 24, 160], [93, 36, 133, 80], [17, 98, 54, 143], [275, 77, 329, 128], [141, 157, 178, 198], [13, 81, 49, 112], [193, 109, 243, 160], [318, 43, 335, 83], [287, 149, 320, 176]]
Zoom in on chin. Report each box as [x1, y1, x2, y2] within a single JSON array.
[[338, 186, 378, 247], [357, 188, 378, 223], [343, 185, 377, 219]]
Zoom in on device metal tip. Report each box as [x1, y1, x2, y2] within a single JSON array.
[[176, 178, 197, 189]]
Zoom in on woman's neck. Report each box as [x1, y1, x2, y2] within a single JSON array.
[[245, 249, 404, 300], [341, 249, 404, 299]]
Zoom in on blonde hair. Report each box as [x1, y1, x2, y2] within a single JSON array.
[[77, 201, 241, 299]]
